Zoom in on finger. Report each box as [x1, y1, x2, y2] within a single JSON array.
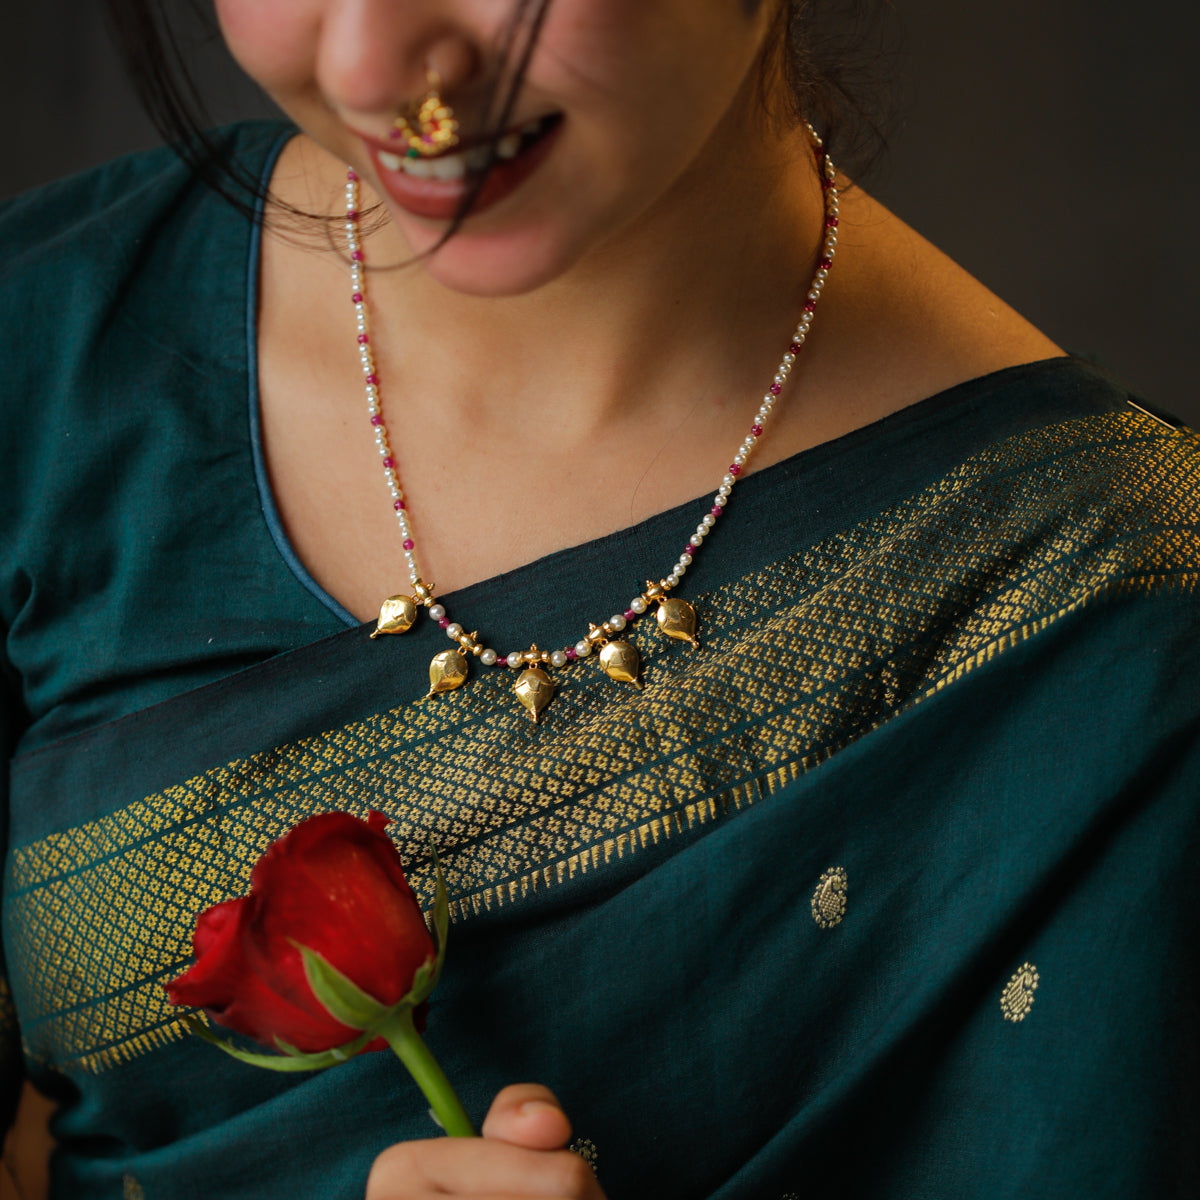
[[480, 1083, 572, 1151], [366, 1136, 601, 1199]]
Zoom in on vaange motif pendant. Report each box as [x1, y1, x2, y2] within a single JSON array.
[[371, 577, 700, 720]]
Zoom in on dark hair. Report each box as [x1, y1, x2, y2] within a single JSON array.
[[102, 0, 895, 224]]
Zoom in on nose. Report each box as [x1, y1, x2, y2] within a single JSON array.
[[316, 1, 480, 119]]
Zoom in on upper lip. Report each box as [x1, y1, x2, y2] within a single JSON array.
[[350, 113, 559, 161]]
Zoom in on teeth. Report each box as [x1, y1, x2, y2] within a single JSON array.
[[378, 150, 403, 171], [429, 154, 466, 180], [401, 155, 435, 179], [496, 133, 521, 160]]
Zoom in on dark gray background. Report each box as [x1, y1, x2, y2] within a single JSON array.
[[3, 1, 1197, 424]]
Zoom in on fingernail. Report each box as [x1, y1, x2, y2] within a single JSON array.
[[519, 1099, 560, 1118]]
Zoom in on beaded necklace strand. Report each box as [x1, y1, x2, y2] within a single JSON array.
[[348, 130, 840, 721]]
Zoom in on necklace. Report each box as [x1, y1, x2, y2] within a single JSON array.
[[346, 131, 839, 722]]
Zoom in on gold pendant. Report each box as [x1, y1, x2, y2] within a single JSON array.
[[514, 666, 556, 723], [371, 594, 418, 638], [370, 580, 436, 639], [599, 639, 642, 688], [428, 648, 469, 696], [656, 598, 700, 649]]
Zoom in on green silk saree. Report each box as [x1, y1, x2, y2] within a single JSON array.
[[2, 125, 1198, 1198]]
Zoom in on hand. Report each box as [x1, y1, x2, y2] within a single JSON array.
[[366, 1083, 608, 1199]]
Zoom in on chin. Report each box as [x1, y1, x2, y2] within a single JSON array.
[[394, 211, 593, 298]]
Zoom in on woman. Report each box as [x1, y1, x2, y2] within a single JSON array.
[[2, 1, 1197, 1197]]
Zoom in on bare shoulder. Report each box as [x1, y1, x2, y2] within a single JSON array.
[[786, 185, 1065, 446]]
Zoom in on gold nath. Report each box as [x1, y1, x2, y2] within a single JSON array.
[[391, 71, 459, 159]]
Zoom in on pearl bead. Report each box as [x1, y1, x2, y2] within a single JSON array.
[[575, 640, 592, 658], [446, 623, 463, 640], [480, 649, 498, 666], [714, 494, 727, 507], [550, 650, 568, 668], [609, 614, 627, 631], [718, 484, 732, 497], [429, 604, 446, 620], [783, 353, 795, 365], [702, 514, 715, 529], [507, 651, 523, 669], [630, 597, 648, 614], [722, 474, 735, 488]]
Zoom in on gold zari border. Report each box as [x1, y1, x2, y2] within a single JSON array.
[[7, 409, 1200, 1073]]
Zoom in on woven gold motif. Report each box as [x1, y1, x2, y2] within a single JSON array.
[[569, 1137, 599, 1174], [7, 410, 1199, 1073], [1000, 963, 1040, 1022], [811, 867, 848, 929]]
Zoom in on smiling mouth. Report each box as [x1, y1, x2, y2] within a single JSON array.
[[375, 113, 562, 181]]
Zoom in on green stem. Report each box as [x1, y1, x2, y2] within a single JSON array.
[[379, 1008, 476, 1137]]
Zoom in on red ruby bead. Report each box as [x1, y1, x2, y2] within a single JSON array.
[[711, 505, 723, 516], [565, 646, 578, 661], [826, 217, 839, 228], [820, 258, 832, 270], [366, 373, 379, 385], [383, 456, 395, 468], [438, 617, 450, 629], [346, 210, 359, 220], [751, 424, 763, 436], [352, 292, 363, 303], [729, 463, 742, 476], [770, 383, 782, 395], [370, 415, 382, 426], [624, 609, 637, 622], [403, 539, 415, 551], [789, 341, 802, 354], [352, 250, 365, 261], [357, 334, 369, 344], [347, 170, 359, 181], [393, 500, 405, 511], [804, 300, 816, 313]]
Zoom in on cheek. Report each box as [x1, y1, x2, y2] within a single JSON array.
[[214, 0, 322, 96]]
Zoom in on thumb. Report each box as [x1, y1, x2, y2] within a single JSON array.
[[480, 1083, 572, 1151]]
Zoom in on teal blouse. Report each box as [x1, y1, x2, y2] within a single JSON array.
[[2, 124, 1198, 1199]]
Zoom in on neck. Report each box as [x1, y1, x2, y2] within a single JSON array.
[[335, 116, 828, 443]]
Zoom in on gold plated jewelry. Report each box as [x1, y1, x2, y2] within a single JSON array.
[[345, 126, 840, 718], [392, 71, 459, 158]]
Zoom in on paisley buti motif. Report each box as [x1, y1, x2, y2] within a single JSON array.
[[810, 866, 848, 929], [1000, 962, 1040, 1022]]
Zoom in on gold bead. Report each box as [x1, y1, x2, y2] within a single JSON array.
[[599, 639, 642, 687], [656, 598, 700, 649], [370, 594, 418, 638], [514, 666, 556, 722], [412, 579, 436, 604], [457, 629, 479, 651], [586, 623, 607, 646], [428, 649, 469, 696]]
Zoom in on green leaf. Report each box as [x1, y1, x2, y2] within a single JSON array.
[[429, 841, 450, 981], [394, 843, 450, 1009], [295, 944, 390, 1031], [181, 1015, 371, 1073]]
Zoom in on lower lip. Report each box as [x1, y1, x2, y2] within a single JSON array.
[[366, 121, 562, 222]]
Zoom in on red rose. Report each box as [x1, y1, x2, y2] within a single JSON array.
[[166, 810, 435, 1054]]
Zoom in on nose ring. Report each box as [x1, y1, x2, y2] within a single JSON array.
[[391, 70, 459, 157]]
